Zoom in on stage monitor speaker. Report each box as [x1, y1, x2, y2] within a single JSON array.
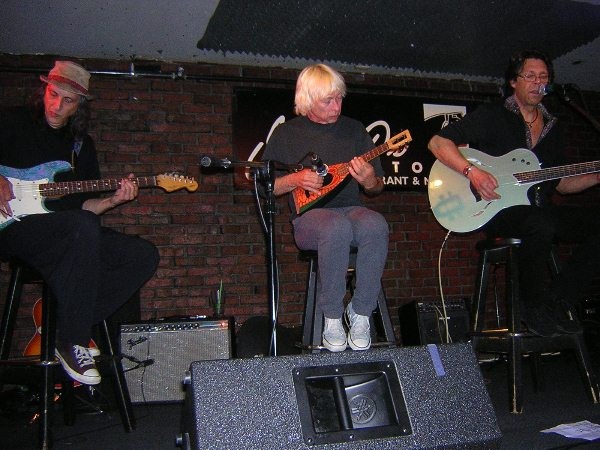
[[400, 298, 470, 346], [178, 343, 501, 449], [120, 317, 232, 403]]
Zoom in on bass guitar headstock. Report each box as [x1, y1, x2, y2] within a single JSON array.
[[156, 173, 199, 192]]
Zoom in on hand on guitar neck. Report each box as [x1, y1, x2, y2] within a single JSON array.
[[347, 156, 382, 193]]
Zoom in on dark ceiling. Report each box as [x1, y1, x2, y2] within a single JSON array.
[[1, 0, 600, 92]]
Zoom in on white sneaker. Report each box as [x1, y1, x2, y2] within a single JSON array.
[[322, 318, 347, 352], [345, 303, 371, 351]]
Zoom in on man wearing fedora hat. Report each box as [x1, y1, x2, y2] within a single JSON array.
[[0, 61, 159, 385]]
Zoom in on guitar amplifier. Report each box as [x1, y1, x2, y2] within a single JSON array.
[[399, 299, 470, 346], [119, 317, 233, 403]]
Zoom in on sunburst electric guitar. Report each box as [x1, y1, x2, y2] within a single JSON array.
[[24, 298, 98, 389], [23, 298, 99, 358], [292, 130, 412, 215], [428, 147, 600, 233], [0, 160, 198, 230]]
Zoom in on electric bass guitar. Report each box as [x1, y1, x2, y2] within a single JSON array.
[[0, 160, 198, 230], [428, 147, 600, 233], [292, 129, 412, 214]]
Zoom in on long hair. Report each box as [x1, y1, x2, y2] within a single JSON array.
[[294, 64, 346, 116], [503, 49, 554, 96], [28, 84, 91, 139]]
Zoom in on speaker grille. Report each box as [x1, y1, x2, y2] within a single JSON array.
[[120, 318, 232, 403], [182, 344, 502, 449]]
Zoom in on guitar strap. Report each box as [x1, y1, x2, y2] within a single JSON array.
[[71, 139, 82, 171]]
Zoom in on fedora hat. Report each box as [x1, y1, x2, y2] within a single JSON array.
[[40, 61, 92, 99]]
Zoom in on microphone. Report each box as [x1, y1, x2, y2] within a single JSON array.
[[200, 155, 232, 168], [310, 153, 328, 177], [538, 83, 576, 96]]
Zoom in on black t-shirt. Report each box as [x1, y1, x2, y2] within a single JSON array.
[[0, 106, 101, 210], [437, 97, 565, 202]]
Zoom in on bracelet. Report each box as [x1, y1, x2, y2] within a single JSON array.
[[462, 163, 475, 177]]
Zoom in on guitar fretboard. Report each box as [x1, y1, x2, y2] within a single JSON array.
[[515, 160, 600, 184], [335, 140, 395, 177], [39, 177, 157, 197]]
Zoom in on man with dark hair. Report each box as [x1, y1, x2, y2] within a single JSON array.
[[428, 50, 600, 336], [0, 61, 159, 384]]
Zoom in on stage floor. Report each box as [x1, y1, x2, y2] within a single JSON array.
[[2, 341, 600, 449]]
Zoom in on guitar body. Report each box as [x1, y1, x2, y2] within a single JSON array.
[[428, 148, 540, 233], [1, 161, 72, 229], [23, 298, 98, 357], [292, 161, 351, 214]]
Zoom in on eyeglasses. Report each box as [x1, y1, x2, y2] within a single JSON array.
[[517, 72, 550, 83]]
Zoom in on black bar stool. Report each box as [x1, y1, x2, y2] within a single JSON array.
[[0, 259, 135, 448], [470, 238, 600, 413], [300, 249, 396, 353]]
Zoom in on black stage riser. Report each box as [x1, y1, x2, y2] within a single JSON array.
[[179, 343, 501, 449]]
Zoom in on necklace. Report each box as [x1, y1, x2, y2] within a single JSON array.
[[523, 109, 539, 128]]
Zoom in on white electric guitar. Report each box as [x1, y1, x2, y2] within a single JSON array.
[[0, 160, 198, 230], [428, 147, 600, 233]]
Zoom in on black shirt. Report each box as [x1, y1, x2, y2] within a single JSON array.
[[0, 106, 100, 210], [437, 95, 564, 201]]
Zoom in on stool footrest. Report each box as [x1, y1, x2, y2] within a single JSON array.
[[0, 356, 59, 366], [297, 341, 397, 351]]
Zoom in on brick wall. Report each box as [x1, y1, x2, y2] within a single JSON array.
[[1, 54, 599, 353]]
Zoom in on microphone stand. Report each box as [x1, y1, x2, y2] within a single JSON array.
[[253, 160, 279, 356], [554, 88, 600, 134], [201, 158, 302, 357]]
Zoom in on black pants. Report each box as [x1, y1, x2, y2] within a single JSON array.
[[0, 210, 159, 345], [486, 204, 600, 308]]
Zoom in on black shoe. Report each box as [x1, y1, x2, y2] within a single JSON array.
[[554, 299, 582, 334], [55, 343, 101, 385], [524, 305, 558, 337]]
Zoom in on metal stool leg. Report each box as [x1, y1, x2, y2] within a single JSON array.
[[471, 248, 491, 332], [39, 284, 56, 449], [301, 256, 318, 352], [0, 265, 24, 359], [572, 332, 600, 404], [375, 286, 396, 345], [99, 319, 136, 431], [505, 243, 524, 413]]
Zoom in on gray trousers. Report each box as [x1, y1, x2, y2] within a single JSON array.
[[293, 206, 389, 319]]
